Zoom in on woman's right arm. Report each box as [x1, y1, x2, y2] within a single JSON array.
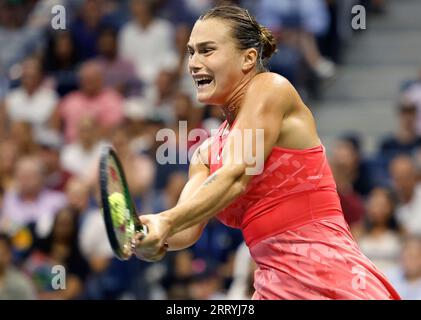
[[165, 139, 211, 251]]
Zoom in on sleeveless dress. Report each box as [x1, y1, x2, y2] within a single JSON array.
[[209, 120, 401, 300]]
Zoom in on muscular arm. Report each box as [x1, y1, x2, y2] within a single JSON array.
[[161, 74, 294, 237]]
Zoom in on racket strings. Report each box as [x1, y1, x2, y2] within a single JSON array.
[[107, 160, 135, 255]]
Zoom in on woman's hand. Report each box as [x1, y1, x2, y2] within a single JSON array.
[[132, 214, 172, 262]]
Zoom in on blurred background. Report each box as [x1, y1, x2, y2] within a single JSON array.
[[1, 0, 421, 300]]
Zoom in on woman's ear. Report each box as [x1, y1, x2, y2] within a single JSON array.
[[242, 48, 258, 72]]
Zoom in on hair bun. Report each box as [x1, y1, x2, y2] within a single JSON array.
[[259, 25, 277, 60]]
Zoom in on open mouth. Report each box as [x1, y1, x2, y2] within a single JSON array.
[[194, 76, 214, 89]]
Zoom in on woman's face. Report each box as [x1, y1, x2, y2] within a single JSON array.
[[188, 18, 245, 105]]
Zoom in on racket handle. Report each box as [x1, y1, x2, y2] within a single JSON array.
[[138, 224, 148, 236]]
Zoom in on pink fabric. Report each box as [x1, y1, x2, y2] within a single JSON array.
[[250, 216, 400, 300], [209, 120, 342, 236], [60, 89, 124, 142], [209, 120, 401, 300]]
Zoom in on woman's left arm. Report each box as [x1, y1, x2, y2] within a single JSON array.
[[136, 74, 295, 255], [162, 75, 294, 236]]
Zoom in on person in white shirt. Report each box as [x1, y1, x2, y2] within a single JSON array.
[[354, 187, 403, 274], [60, 116, 107, 180], [390, 154, 421, 235], [118, 0, 178, 85], [4, 58, 58, 137], [387, 235, 421, 299]]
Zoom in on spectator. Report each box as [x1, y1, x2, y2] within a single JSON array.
[[70, 0, 106, 61], [353, 187, 402, 273], [387, 235, 421, 299], [79, 205, 113, 271], [43, 31, 80, 97], [0, 1, 43, 75], [256, 0, 336, 80], [149, 69, 178, 125], [66, 176, 111, 267], [24, 207, 90, 300], [60, 116, 106, 179], [95, 26, 141, 97], [118, 0, 178, 85], [36, 132, 71, 192], [389, 155, 421, 235], [0, 156, 67, 238], [78, 188, 118, 299], [331, 158, 365, 228], [59, 60, 124, 142], [330, 134, 376, 197], [0, 233, 36, 300], [128, 69, 178, 126], [378, 100, 421, 175], [65, 177, 92, 219], [3, 58, 59, 137]]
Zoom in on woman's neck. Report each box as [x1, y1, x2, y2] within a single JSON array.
[[221, 72, 257, 125]]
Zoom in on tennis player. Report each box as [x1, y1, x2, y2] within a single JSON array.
[[134, 5, 401, 300]]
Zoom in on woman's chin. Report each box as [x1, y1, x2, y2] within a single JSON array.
[[196, 92, 212, 104], [197, 91, 222, 105]]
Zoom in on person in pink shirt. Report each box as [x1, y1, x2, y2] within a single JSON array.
[[59, 61, 124, 143]]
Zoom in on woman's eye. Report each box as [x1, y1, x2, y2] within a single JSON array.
[[203, 48, 214, 54]]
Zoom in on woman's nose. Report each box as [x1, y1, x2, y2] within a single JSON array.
[[188, 53, 202, 74]]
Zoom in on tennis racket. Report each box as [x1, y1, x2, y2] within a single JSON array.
[[99, 145, 147, 260]]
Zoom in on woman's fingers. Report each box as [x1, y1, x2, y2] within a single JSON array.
[[134, 241, 167, 262], [133, 214, 168, 262]]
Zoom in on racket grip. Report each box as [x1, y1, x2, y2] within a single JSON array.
[[138, 224, 148, 236]]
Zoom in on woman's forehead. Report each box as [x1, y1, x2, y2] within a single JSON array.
[[188, 19, 231, 47]]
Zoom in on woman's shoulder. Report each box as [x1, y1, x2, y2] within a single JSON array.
[[245, 72, 297, 112], [251, 72, 292, 88], [248, 72, 296, 99]]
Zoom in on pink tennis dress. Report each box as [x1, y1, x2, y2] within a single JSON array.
[[209, 120, 401, 300]]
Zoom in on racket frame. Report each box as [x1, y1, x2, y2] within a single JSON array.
[[99, 146, 144, 260]]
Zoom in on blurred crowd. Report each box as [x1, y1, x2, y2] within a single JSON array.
[[2, 0, 420, 301]]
